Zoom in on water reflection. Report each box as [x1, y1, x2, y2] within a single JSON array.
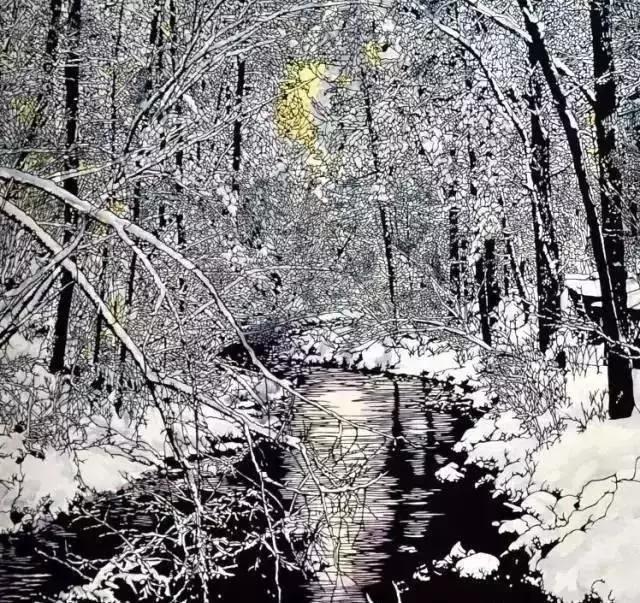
[[281, 369, 469, 603]]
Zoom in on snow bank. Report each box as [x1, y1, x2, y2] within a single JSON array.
[[455, 553, 500, 579], [531, 414, 640, 494], [287, 326, 490, 408], [455, 350, 640, 601], [435, 462, 465, 483], [0, 369, 283, 533], [536, 479, 640, 603]]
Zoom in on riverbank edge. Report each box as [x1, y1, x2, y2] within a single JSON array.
[[0, 370, 292, 536]]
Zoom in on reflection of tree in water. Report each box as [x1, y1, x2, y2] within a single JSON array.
[[422, 406, 439, 481], [365, 380, 420, 602], [366, 382, 488, 603], [384, 380, 415, 487]]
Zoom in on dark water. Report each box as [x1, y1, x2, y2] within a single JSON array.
[[0, 489, 158, 602], [0, 367, 548, 602], [278, 369, 468, 602], [279, 368, 547, 603]]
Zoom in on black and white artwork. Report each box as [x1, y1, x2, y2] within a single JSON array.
[[1, 0, 639, 601]]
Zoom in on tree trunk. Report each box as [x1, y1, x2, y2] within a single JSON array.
[[460, 237, 470, 301], [518, 0, 634, 418], [590, 0, 634, 418], [527, 48, 561, 353], [94, 0, 125, 367], [476, 248, 491, 346], [485, 239, 500, 321], [119, 188, 140, 370], [117, 8, 161, 372], [476, 239, 500, 347], [49, 0, 81, 374], [498, 195, 529, 317], [449, 197, 461, 300], [231, 57, 246, 195], [361, 67, 398, 322]]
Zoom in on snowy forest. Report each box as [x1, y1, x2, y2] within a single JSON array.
[[1, 0, 640, 601]]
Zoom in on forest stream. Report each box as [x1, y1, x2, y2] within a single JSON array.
[[0, 368, 549, 603]]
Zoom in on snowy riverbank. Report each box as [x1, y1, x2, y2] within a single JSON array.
[[0, 333, 289, 534]]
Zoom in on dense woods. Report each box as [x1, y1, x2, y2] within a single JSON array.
[[2, 0, 640, 601]]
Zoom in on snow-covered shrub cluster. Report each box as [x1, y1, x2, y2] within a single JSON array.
[[453, 319, 640, 602], [485, 348, 567, 444]]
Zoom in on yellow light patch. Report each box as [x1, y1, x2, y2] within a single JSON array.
[[10, 96, 39, 127], [364, 41, 382, 68], [336, 73, 351, 87], [275, 60, 327, 152], [108, 198, 128, 218], [161, 21, 172, 39]]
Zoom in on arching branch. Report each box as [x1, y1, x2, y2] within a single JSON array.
[[0, 166, 391, 439]]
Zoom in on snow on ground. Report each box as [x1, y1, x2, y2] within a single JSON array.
[[0, 400, 242, 533], [0, 333, 282, 533]]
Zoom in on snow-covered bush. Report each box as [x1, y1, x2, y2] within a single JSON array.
[[487, 349, 566, 444]]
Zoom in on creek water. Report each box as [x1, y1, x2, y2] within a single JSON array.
[[279, 368, 547, 603], [0, 367, 548, 602]]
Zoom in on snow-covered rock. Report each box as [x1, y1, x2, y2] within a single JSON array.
[[455, 553, 500, 579], [448, 541, 469, 562], [435, 462, 465, 483], [520, 491, 558, 528], [434, 540, 474, 572]]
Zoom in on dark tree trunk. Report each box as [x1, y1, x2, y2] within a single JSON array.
[[168, 0, 186, 311], [92, 248, 109, 366], [115, 188, 140, 415], [148, 0, 166, 231], [485, 239, 500, 320], [527, 49, 561, 353], [94, 0, 125, 366], [379, 204, 398, 319], [518, 0, 634, 418], [49, 0, 81, 374], [590, 0, 634, 418], [499, 195, 529, 318], [231, 57, 246, 194], [449, 197, 461, 300], [502, 211, 510, 294], [476, 250, 491, 346], [361, 67, 397, 321], [460, 238, 470, 301], [117, 10, 160, 371], [476, 239, 500, 347]]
